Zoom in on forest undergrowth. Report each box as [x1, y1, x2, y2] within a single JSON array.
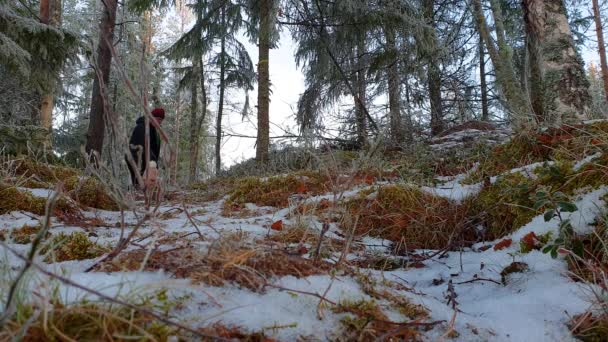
[[2, 122, 608, 340]]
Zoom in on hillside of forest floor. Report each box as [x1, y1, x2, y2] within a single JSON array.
[[2, 121, 608, 341]]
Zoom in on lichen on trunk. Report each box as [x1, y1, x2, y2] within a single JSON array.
[[523, 0, 591, 125]]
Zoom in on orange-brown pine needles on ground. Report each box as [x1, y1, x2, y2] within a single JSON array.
[[98, 241, 333, 291]]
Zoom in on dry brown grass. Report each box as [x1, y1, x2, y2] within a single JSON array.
[[0, 224, 49, 244], [224, 171, 336, 209], [343, 185, 475, 250], [99, 240, 333, 291], [568, 312, 608, 342]]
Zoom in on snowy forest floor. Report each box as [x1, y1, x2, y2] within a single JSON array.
[[2, 121, 608, 341]]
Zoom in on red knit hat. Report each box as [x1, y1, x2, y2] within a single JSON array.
[[151, 108, 165, 119]]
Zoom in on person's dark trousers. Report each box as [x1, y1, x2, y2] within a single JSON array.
[[126, 150, 145, 189]]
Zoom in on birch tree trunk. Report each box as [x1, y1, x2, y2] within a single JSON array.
[[523, 0, 591, 124]]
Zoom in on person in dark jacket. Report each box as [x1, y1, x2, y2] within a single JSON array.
[[127, 108, 165, 188]]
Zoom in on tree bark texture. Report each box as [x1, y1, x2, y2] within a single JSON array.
[[523, 0, 591, 124], [422, 0, 443, 136], [85, 0, 118, 156], [256, 0, 271, 165], [39, 0, 62, 143], [188, 60, 199, 183], [216, 5, 226, 175], [479, 33, 489, 121], [355, 31, 368, 146], [385, 27, 404, 144], [593, 0, 608, 103], [472, 0, 531, 126]]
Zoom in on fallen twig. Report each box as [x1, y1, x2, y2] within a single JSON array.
[[84, 213, 151, 272], [263, 282, 337, 305], [453, 277, 501, 285], [183, 201, 213, 237]]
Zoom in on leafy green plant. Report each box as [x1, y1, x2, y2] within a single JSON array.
[[534, 190, 582, 258]]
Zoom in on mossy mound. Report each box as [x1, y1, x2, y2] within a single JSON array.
[[0, 302, 178, 341], [0, 183, 77, 216], [469, 159, 608, 239], [42, 231, 109, 262], [469, 173, 539, 239], [466, 135, 550, 183], [344, 185, 474, 249], [64, 176, 119, 211], [188, 177, 239, 202], [225, 171, 331, 208], [466, 121, 608, 183], [13, 158, 80, 187], [6, 159, 119, 211]]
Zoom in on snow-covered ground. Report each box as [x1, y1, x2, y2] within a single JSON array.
[[0, 162, 605, 341]]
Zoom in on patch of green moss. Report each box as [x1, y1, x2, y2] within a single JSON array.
[[333, 299, 388, 326], [64, 176, 119, 211], [470, 157, 608, 239], [465, 134, 550, 183], [469, 173, 539, 239], [14, 159, 79, 185], [0, 183, 76, 216], [3, 302, 178, 341], [42, 232, 109, 262], [567, 154, 608, 193]]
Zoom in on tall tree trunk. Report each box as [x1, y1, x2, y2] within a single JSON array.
[[422, 0, 443, 136], [256, 0, 271, 165], [523, 0, 591, 124], [479, 33, 489, 121], [355, 32, 368, 146], [85, 0, 118, 157], [39, 0, 62, 146], [472, 0, 531, 126], [197, 56, 207, 177], [404, 76, 414, 142], [188, 60, 199, 183], [173, 88, 181, 184], [593, 0, 608, 103], [216, 6, 226, 176], [385, 27, 403, 145]]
